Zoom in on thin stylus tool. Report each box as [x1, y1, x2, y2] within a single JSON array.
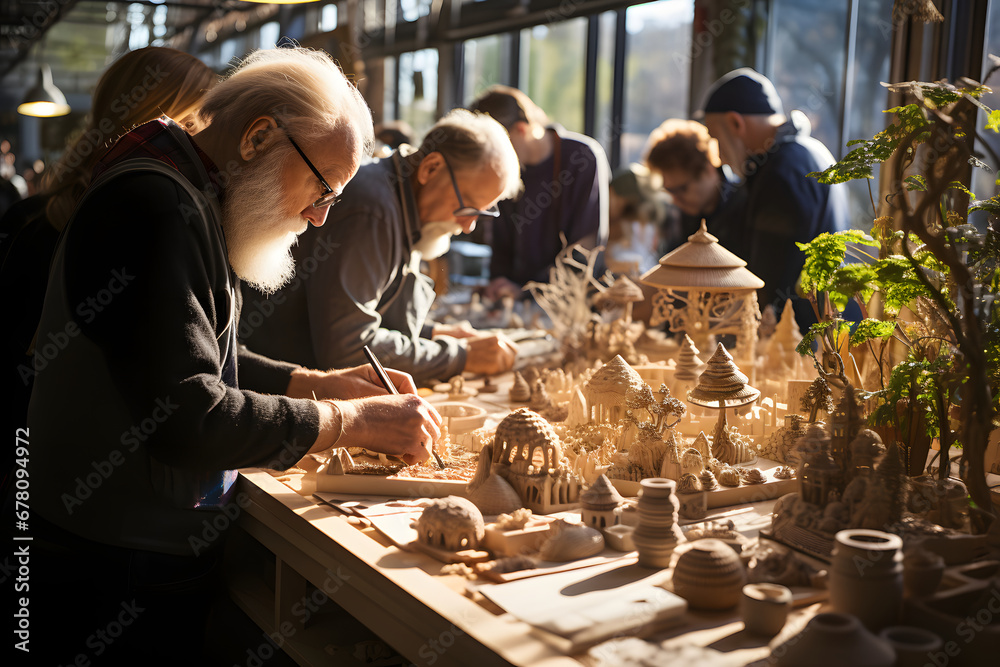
[[363, 345, 446, 469]]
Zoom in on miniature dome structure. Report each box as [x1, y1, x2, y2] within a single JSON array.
[[639, 221, 763, 362], [491, 408, 582, 514], [584, 354, 646, 424], [493, 408, 563, 471], [414, 496, 485, 551]]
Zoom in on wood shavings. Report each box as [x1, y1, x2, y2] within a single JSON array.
[[351, 461, 405, 476]]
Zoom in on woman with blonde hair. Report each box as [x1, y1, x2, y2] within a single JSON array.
[[41, 46, 217, 230], [1, 47, 215, 471]]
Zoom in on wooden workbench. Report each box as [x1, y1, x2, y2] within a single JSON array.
[[228, 468, 811, 667]]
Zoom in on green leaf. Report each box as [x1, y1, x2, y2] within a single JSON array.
[[904, 175, 927, 191], [797, 231, 878, 295], [796, 320, 851, 356], [850, 319, 897, 347], [987, 109, 1000, 132], [810, 104, 931, 185]]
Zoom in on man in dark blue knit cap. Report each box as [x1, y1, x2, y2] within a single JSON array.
[[699, 68, 850, 332]]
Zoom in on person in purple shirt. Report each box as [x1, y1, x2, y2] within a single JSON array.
[[470, 86, 610, 299]]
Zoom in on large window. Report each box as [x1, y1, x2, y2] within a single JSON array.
[[519, 19, 588, 134], [972, 0, 1000, 226], [841, 0, 892, 227], [463, 34, 507, 105], [397, 49, 439, 139], [621, 0, 695, 166], [769, 0, 848, 157], [593, 11, 618, 158], [769, 0, 892, 229]]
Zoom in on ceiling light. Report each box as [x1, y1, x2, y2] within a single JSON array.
[[18, 64, 71, 117]]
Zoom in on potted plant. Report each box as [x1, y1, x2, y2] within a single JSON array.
[[793, 67, 1000, 531]]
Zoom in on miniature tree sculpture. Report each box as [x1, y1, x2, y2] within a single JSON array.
[[622, 383, 688, 479], [687, 343, 761, 465], [526, 242, 614, 354], [801, 376, 835, 423], [640, 221, 764, 362], [596, 274, 645, 324], [674, 334, 706, 390]]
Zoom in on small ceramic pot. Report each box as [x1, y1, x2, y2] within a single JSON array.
[[878, 625, 942, 667], [770, 612, 896, 667], [671, 539, 746, 610], [902, 548, 945, 598], [677, 490, 708, 520], [741, 583, 793, 636], [829, 529, 903, 631]]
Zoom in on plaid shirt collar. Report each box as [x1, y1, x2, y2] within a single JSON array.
[[93, 117, 224, 200]]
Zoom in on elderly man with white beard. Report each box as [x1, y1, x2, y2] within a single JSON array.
[[25, 48, 441, 662], [240, 109, 521, 384]]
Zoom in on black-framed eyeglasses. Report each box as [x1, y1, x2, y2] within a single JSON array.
[[441, 154, 500, 218], [285, 133, 341, 209]]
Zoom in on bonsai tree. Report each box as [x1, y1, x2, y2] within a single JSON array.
[[795, 66, 1000, 529]]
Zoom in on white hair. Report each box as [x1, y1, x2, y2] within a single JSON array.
[[198, 47, 374, 154]]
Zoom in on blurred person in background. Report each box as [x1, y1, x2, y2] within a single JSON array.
[[604, 164, 669, 277], [643, 118, 745, 254], [1, 48, 218, 504], [41, 46, 217, 232], [698, 68, 850, 331], [470, 85, 609, 299], [373, 119, 416, 157]]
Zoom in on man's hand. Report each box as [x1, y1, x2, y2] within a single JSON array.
[[334, 394, 442, 465], [463, 334, 518, 376], [484, 276, 521, 301], [287, 365, 417, 401]]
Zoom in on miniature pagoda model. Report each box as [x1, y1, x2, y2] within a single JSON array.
[[640, 220, 764, 363], [687, 343, 760, 465], [596, 274, 645, 324]]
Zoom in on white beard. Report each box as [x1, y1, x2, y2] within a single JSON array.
[[221, 151, 304, 295], [413, 221, 464, 260]]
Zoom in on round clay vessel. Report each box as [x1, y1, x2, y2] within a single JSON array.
[[671, 539, 746, 610], [902, 548, 945, 599], [878, 625, 942, 667], [829, 529, 903, 631], [740, 583, 792, 636], [770, 612, 896, 667]]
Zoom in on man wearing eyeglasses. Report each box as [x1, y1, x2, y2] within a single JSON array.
[[240, 109, 521, 384], [25, 48, 443, 662], [643, 118, 746, 253]]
